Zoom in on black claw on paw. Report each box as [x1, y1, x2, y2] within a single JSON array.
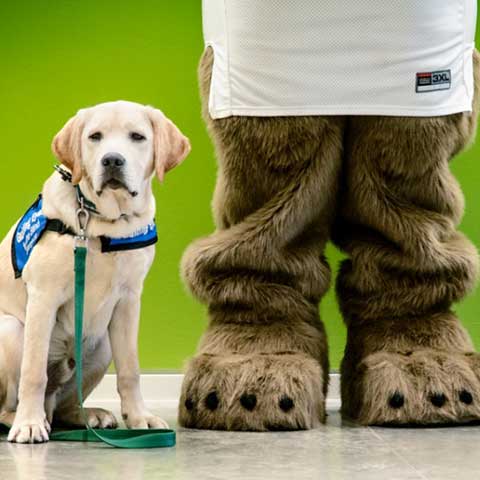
[[459, 390, 473, 405], [240, 393, 257, 411], [429, 393, 447, 408], [279, 395, 294, 412], [185, 398, 195, 411], [205, 391, 219, 411], [388, 392, 405, 409]]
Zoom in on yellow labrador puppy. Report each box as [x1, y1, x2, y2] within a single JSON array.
[[0, 100, 190, 443]]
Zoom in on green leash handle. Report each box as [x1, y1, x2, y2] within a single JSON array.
[[47, 245, 175, 449], [50, 427, 176, 447]]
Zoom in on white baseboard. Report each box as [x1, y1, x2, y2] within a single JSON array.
[[85, 373, 341, 409]]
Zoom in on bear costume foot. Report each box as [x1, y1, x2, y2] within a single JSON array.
[[178, 352, 326, 431], [343, 349, 480, 425]]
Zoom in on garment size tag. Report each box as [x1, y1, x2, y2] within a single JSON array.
[[416, 70, 451, 93]]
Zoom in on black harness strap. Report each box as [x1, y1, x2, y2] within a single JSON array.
[[45, 219, 76, 236]]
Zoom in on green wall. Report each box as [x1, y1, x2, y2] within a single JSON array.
[[0, 1, 479, 370]]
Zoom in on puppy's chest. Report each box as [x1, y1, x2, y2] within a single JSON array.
[[55, 249, 143, 339]]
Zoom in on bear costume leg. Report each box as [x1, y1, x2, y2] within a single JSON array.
[[335, 52, 480, 425], [178, 48, 344, 431]]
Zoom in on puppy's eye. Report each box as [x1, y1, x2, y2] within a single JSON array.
[[130, 132, 146, 142], [88, 132, 103, 141]]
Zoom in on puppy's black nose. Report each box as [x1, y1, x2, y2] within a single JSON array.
[[101, 153, 126, 168]]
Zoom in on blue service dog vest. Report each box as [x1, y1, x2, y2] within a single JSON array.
[[12, 195, 158, 278]]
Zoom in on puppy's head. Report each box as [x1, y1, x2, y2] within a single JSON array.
[[52, 101, 190, 196]]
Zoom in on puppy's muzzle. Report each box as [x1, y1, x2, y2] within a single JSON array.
[[101, 153, 127, 191]]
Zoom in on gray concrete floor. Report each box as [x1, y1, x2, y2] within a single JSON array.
[[1, 402, 478, 480]]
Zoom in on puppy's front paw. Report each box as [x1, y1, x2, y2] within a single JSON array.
[[8, 413, 50, 444], [123, 411, 169, 429], [54, 407, 118, 429]]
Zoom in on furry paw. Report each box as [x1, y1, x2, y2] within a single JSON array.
[[345, 349, 480, 425], [8, 413, 50, 443], [54, 407, 118, 429], [179, 352, 326, 431]]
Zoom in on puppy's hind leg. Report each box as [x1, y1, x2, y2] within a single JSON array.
[[53, 334, 117, 429], [0, 315, 24, 427]]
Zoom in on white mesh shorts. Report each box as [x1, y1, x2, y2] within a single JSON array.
[[203, 0, 477, 119]]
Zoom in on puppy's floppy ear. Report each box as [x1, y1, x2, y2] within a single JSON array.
[[51, 110, 85, 185], [145, 106, 191, 182]]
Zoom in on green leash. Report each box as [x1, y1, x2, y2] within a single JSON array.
[[2, 199, 175, 448], [49, 245, 175, 448]]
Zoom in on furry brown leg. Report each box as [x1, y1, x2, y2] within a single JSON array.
[[334, 51, 480, 425], [178, 48, 344, 431]]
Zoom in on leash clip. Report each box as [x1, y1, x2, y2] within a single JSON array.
[[75, 196, 90, 248]]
